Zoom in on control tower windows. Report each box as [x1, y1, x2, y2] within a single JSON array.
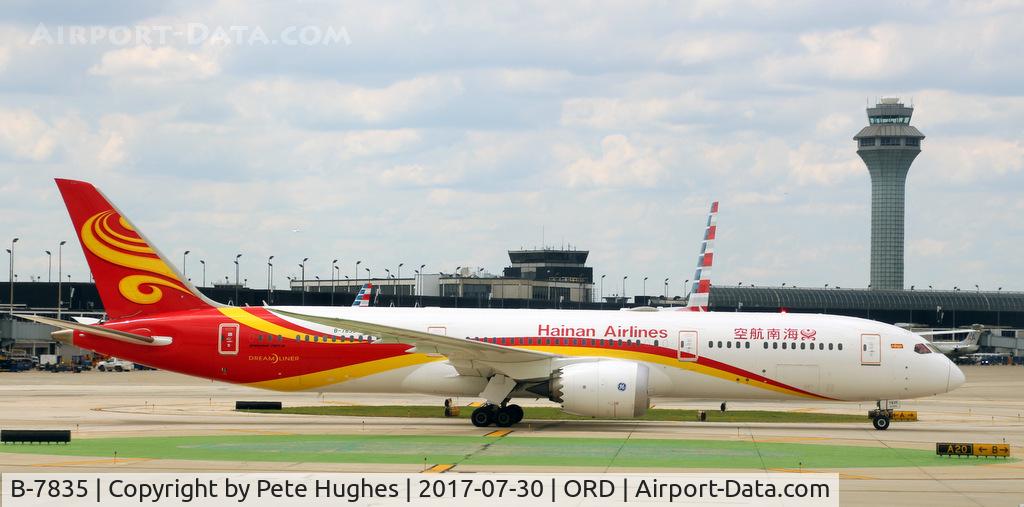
[[880, 137, 900, 146], [904, 137, 920, 146], [859, 138, 876, 147], [869, 116, 911, 125]]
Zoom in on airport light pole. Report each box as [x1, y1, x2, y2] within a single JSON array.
[[267, 256, 274, 304], [355, 260, 362, 293], [418, 264, 425, 297], [384, 268, 391, 298], [331, 259, 338, 306], [664, 277, 669, 298], [199, 260, 206, 287], [397, 263, 404, 306], [622, 275, 627, 304], [364, 267, 370, 289], [7, 237, 18, 314], [600, 274, 605, 302], [45, 250, 51, 283], [182, 250, 190, 281], [643, 276, 648, 297], [301, 257, 308, 305], [233, 254, 242, 306], [57, 240, 66, 319]]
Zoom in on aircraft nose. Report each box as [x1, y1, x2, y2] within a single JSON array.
[[947, 361, 966, 391]]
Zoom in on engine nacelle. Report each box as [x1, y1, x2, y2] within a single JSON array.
[[549, 360, 650, 418]]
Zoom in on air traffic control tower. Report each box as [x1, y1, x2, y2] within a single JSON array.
[[854, 98, 925, 290]]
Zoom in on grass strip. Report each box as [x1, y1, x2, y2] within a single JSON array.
[[240, 405, 866, 423], [0, 434, 1004, 469]]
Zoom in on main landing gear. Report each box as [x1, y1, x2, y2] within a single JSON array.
[[471, 403, 524, 428]]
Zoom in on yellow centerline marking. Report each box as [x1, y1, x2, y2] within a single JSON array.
[[485, 430, 513, 438], [423, 464, 455, 473], [31, 458, 152, 467]]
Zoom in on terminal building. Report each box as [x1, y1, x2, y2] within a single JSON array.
[[290, 248, 595, 305]]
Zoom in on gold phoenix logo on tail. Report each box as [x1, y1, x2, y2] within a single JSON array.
[[80, 210, 191, 305]]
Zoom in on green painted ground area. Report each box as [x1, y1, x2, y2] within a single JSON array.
[[0, 434, 1004, 469], [241, 405, 866, 423]]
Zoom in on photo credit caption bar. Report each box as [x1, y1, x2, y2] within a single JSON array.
[[2, 472, 838, 506]]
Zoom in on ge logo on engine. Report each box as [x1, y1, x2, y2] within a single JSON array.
[[617, 382, 627, 391]]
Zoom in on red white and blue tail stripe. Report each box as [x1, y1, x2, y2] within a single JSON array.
[[352, 283, 373, 307], [685, 201, 718, 311]]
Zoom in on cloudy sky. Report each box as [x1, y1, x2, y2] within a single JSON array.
[[1, 0, 1022, 296]]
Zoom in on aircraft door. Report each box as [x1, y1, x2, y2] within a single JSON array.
[[219, 323, 240, 355], [678, 331, 698, 362], [861, 333, 881, 365]]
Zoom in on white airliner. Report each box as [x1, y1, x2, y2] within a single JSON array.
[[20, 180, 965, 433], [919, 326, 984, 357]]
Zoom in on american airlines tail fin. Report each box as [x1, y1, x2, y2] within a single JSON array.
[[54, 179, 221, 320], [685, 201, 718, 312], [352, 283, 373, 307]]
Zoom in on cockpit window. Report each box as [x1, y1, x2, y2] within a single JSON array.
[[914, 343, 932, 354]]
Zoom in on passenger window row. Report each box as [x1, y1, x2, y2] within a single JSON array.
[[253, 333, 373, 343], [469, 337, 660, 348], [707, 340, 843, 351]]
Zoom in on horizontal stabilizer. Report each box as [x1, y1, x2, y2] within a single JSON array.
[[13, 314, 171, 346]]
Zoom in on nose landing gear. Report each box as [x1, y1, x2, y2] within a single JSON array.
[[470, 403, 524, 427], [870, 410, 891, 430], [869, 400, 897, 430]]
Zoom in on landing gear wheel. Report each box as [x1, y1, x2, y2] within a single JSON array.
[[495, 408, 515, 427], [471, 406, 494, 427], [506, 404, 524, 424], [872, 415, 890, 430]]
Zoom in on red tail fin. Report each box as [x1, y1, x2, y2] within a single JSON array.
[[55, 179, 219, 319], [685, 200, 718, 312]]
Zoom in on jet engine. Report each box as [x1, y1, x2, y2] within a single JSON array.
[[544, 360, 650, 418]]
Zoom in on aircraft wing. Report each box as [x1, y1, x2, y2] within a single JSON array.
[[270, 309, 560, 366], [915, 329, 975, 336]]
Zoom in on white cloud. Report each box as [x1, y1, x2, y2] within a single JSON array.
[[561, 90, 717, 129], [0, 109, 57, 161], [378, 163, 461, 187], [563, 135, 665, 188], [89, 45, 222, 83], [231, 75, 465, 125], [912, 89, 1024, 128], [787, 143, 863, 186], [2, 2, 1024, 290], [920, 137, 1024, 183], [657, 31, 759, 66], [815, 113, 854, 135], [908, 238, 952, 258], [293, 129, 422, 164], [492, 68, 573, 92]]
